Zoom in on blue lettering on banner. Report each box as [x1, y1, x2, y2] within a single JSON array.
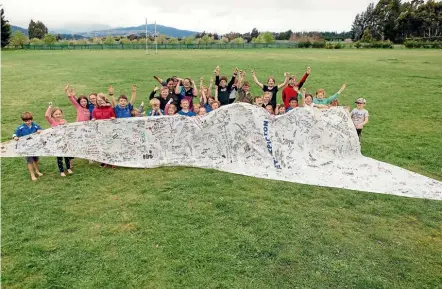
[[263, 120, 281, 169]]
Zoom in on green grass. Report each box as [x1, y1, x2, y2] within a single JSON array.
[[2, 49, 442, 288]]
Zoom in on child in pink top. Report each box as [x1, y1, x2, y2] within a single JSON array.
[[45, 103, 73, 177], [64, 84, 90, 122]]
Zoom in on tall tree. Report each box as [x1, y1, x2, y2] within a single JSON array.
[[1, 7, 12, 48], [251, 28, 259, 39], [374, 0, 402, 41], [28, 20, 48, 39]]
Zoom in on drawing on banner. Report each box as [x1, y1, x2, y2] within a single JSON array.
[[1, 103, 441, 200]]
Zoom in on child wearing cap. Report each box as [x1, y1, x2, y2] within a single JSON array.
[[351, 98, 369, 140]]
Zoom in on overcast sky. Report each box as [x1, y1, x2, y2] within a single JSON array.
[[2, 0, 374, 33]]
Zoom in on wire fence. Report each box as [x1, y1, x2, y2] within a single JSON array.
[[16, 43, 303, 50]]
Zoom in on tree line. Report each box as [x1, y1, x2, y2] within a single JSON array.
[[2, 1, 441, 48], [351, 0, 442, 43]]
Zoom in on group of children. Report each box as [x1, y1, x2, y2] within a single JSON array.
[[12, 65, 369, 181]]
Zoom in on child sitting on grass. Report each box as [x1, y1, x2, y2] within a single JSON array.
[[210, 100, 220, 111], [254, 96, 263, 107], [177, 99, 196, 116], [164, 99, 177, 116], [265, 104, 274, 115], [130, 102, 145, 117], [286, 97, 299, 112], [45, 103, 73, 177], [275, 104, 286, 115], [351, 98, 369, 140], [13, 111, 44, 181], [147, 98, 164, 116], [261, 92, 272, 108], [198, 106, 208, 116]]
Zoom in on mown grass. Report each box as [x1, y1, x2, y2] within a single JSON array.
[[1, 49, 442, 288]]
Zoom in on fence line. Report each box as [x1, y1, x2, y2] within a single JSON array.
[[17, 43, 302, 50]]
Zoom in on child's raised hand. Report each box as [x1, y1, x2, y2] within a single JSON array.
[[251, 70, 255, 75], [210, 77, 214, 84], [140, 101, 144, 107], [64, 84, 70, 92], [200, 77, 204, 82], [48, 102, 53, 107], [167, 98, 173, 104], [69, 88, 76, 97], [301, 88, 306, 93], [306, 66, 311, 74], [132, 84, 137, 92], [154, 86, 159, 92], [338, 84, 346, 93], [108, 86, 114, 95], [234, 67, 239, 74]]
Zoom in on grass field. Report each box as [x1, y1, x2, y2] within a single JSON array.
[[1, 49, 442, 288]]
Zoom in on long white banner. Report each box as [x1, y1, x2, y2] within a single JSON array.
[[1, 104, 441, 200]]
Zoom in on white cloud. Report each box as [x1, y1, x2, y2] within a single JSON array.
[[2, 0, 374, 33]]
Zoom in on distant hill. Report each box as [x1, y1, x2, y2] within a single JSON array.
[[11, 25, 28, 36], [80, 24, 198, 38], [10, 23, 198, 39]]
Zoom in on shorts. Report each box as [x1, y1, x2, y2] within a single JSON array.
[[356, 129, 362, 136], [25, 156, 39, 164]]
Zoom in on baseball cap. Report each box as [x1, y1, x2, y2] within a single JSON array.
[[355, 98, 366, 104]]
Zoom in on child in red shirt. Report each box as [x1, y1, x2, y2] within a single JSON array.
[[282, 66, 311, 108], [91, 93, 116, 168], [92, 94, 116, 120]]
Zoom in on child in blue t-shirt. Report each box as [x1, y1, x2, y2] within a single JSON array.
[[12, 111, 44, 181], [286, 97, 299, 112], [177, 99, 196, 117], [109, 84, 137, 118]]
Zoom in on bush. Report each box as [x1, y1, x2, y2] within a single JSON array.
[[403, 40, 442, 48], [43, 34, 57, 45], [298, 40, 312, 48], [334, 43, 343, 49], [311, 41, 325, 48], [104, 36, 116, 45], [30, 38, 44, 45], [325, 42, 334, 49], [354, 41, 362, 49]]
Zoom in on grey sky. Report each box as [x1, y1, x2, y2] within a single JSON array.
[[2, 0, 374, 33]]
